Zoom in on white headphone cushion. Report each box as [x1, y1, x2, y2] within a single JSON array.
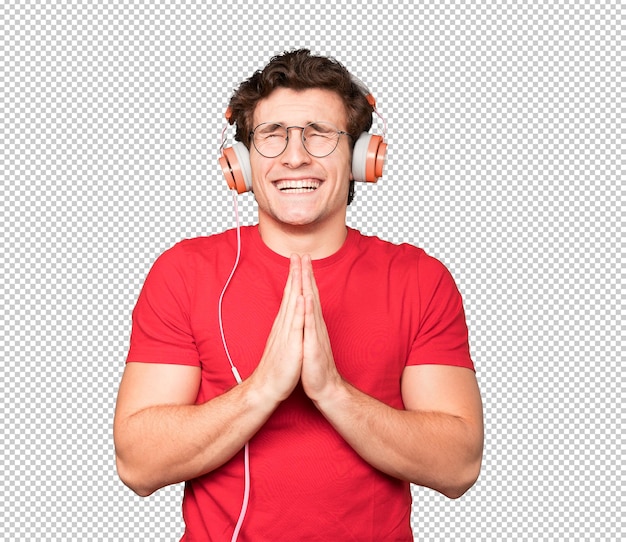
[[231, 142, 252, 191], [352, 133, 372, 183]]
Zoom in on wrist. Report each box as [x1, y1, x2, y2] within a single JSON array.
[[310, 376, 350, 413], [245, 369, 290, 409]]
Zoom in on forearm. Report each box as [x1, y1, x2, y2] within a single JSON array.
[[313, 381, 483, 498], [114, 378, 277, 496]]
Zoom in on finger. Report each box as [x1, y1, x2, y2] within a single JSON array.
[[302, 257, 324, 330], [292, 293, 306, 337], [275, 254, 302, 324], [303, 268, 328, 345], [303, 293, 316, 335], [283, 254, 300, 298], [288, 256, 305, 338], [290, 253, 303, 297], [301, 254, 318, 299]]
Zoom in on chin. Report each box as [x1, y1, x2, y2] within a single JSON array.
[[280, 215, 319, 227], [270, 206, 320, 226]]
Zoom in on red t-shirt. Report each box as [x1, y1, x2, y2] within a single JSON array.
[[127, 226, 474, 541]]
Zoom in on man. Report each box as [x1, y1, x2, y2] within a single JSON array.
[[114, 49, 483, 541]]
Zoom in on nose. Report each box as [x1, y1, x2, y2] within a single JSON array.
[[281, 126, 311, 167]]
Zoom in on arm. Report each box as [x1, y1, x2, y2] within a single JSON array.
[[114, 256, 306, 497], [113, 362, 279, 497], [300, 255, 484, 498], [310, 365, 483, 498]]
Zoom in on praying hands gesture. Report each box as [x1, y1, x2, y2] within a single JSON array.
[[252, 254, 342, 404]]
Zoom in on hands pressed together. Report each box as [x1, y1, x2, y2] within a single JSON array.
[[253, 254, 343, 404]]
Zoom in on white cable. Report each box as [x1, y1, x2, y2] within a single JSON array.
[[218, 193, 243, 383], [217, 192, 250, 542], [231, 442, 250, 542], [374, 106, 388, 139]]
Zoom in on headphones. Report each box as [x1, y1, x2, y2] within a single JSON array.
[[218, 82, 388, 194]]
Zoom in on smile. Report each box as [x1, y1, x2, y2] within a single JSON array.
[[274, 179, 321, 193]]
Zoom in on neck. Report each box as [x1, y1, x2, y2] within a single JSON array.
[[257, 219, 348, 259]]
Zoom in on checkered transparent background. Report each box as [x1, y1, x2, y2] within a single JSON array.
[[1, 1, 622, 540]]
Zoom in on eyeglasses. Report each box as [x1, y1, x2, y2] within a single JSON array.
[[250, 121, 352, 158]]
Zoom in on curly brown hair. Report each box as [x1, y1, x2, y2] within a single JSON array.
[[227, 49, 374, 147]]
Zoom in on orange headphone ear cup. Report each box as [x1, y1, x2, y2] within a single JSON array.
[[352, 133, 387, 183], [218, 142, 252, 193]]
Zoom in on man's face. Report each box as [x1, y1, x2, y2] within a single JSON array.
[[250, 87, 353, 231]]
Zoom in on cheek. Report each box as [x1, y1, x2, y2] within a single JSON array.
[[335, 153, 354, 182], [249, 156, 269, 189]]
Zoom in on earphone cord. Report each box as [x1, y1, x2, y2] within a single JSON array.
[[218, 192, 243, 383], [374, 107, 388, 139], [219, 122, 229, 155], [216, 192, 251, 542], [231, 442, 250, 542]]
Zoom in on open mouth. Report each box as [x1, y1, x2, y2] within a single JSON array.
[[274, 179, 321, 193]]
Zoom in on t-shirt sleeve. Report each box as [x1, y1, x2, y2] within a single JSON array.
[[406, 252, 475, 371], [126, 245, 200, 366]]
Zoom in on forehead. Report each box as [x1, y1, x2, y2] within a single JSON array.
[[253, 88, 348, 128]]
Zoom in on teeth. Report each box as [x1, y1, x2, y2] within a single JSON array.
[[281, 187, 317, 193], [275, 179, 320, 192]]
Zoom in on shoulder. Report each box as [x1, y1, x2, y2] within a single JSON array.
[[150, 228, 240, 269], [351, 230, 461, 302], [352, 229, 419, 257], [164, 228, 239, 258], [352, 229, 449, 276], [139, 228, 245, 291]]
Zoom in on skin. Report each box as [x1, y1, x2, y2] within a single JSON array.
[[114, 88, 484, 500], [249, 88, 354, 258]]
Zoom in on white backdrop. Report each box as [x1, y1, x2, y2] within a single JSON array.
[[1, 1, 622, 540]]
